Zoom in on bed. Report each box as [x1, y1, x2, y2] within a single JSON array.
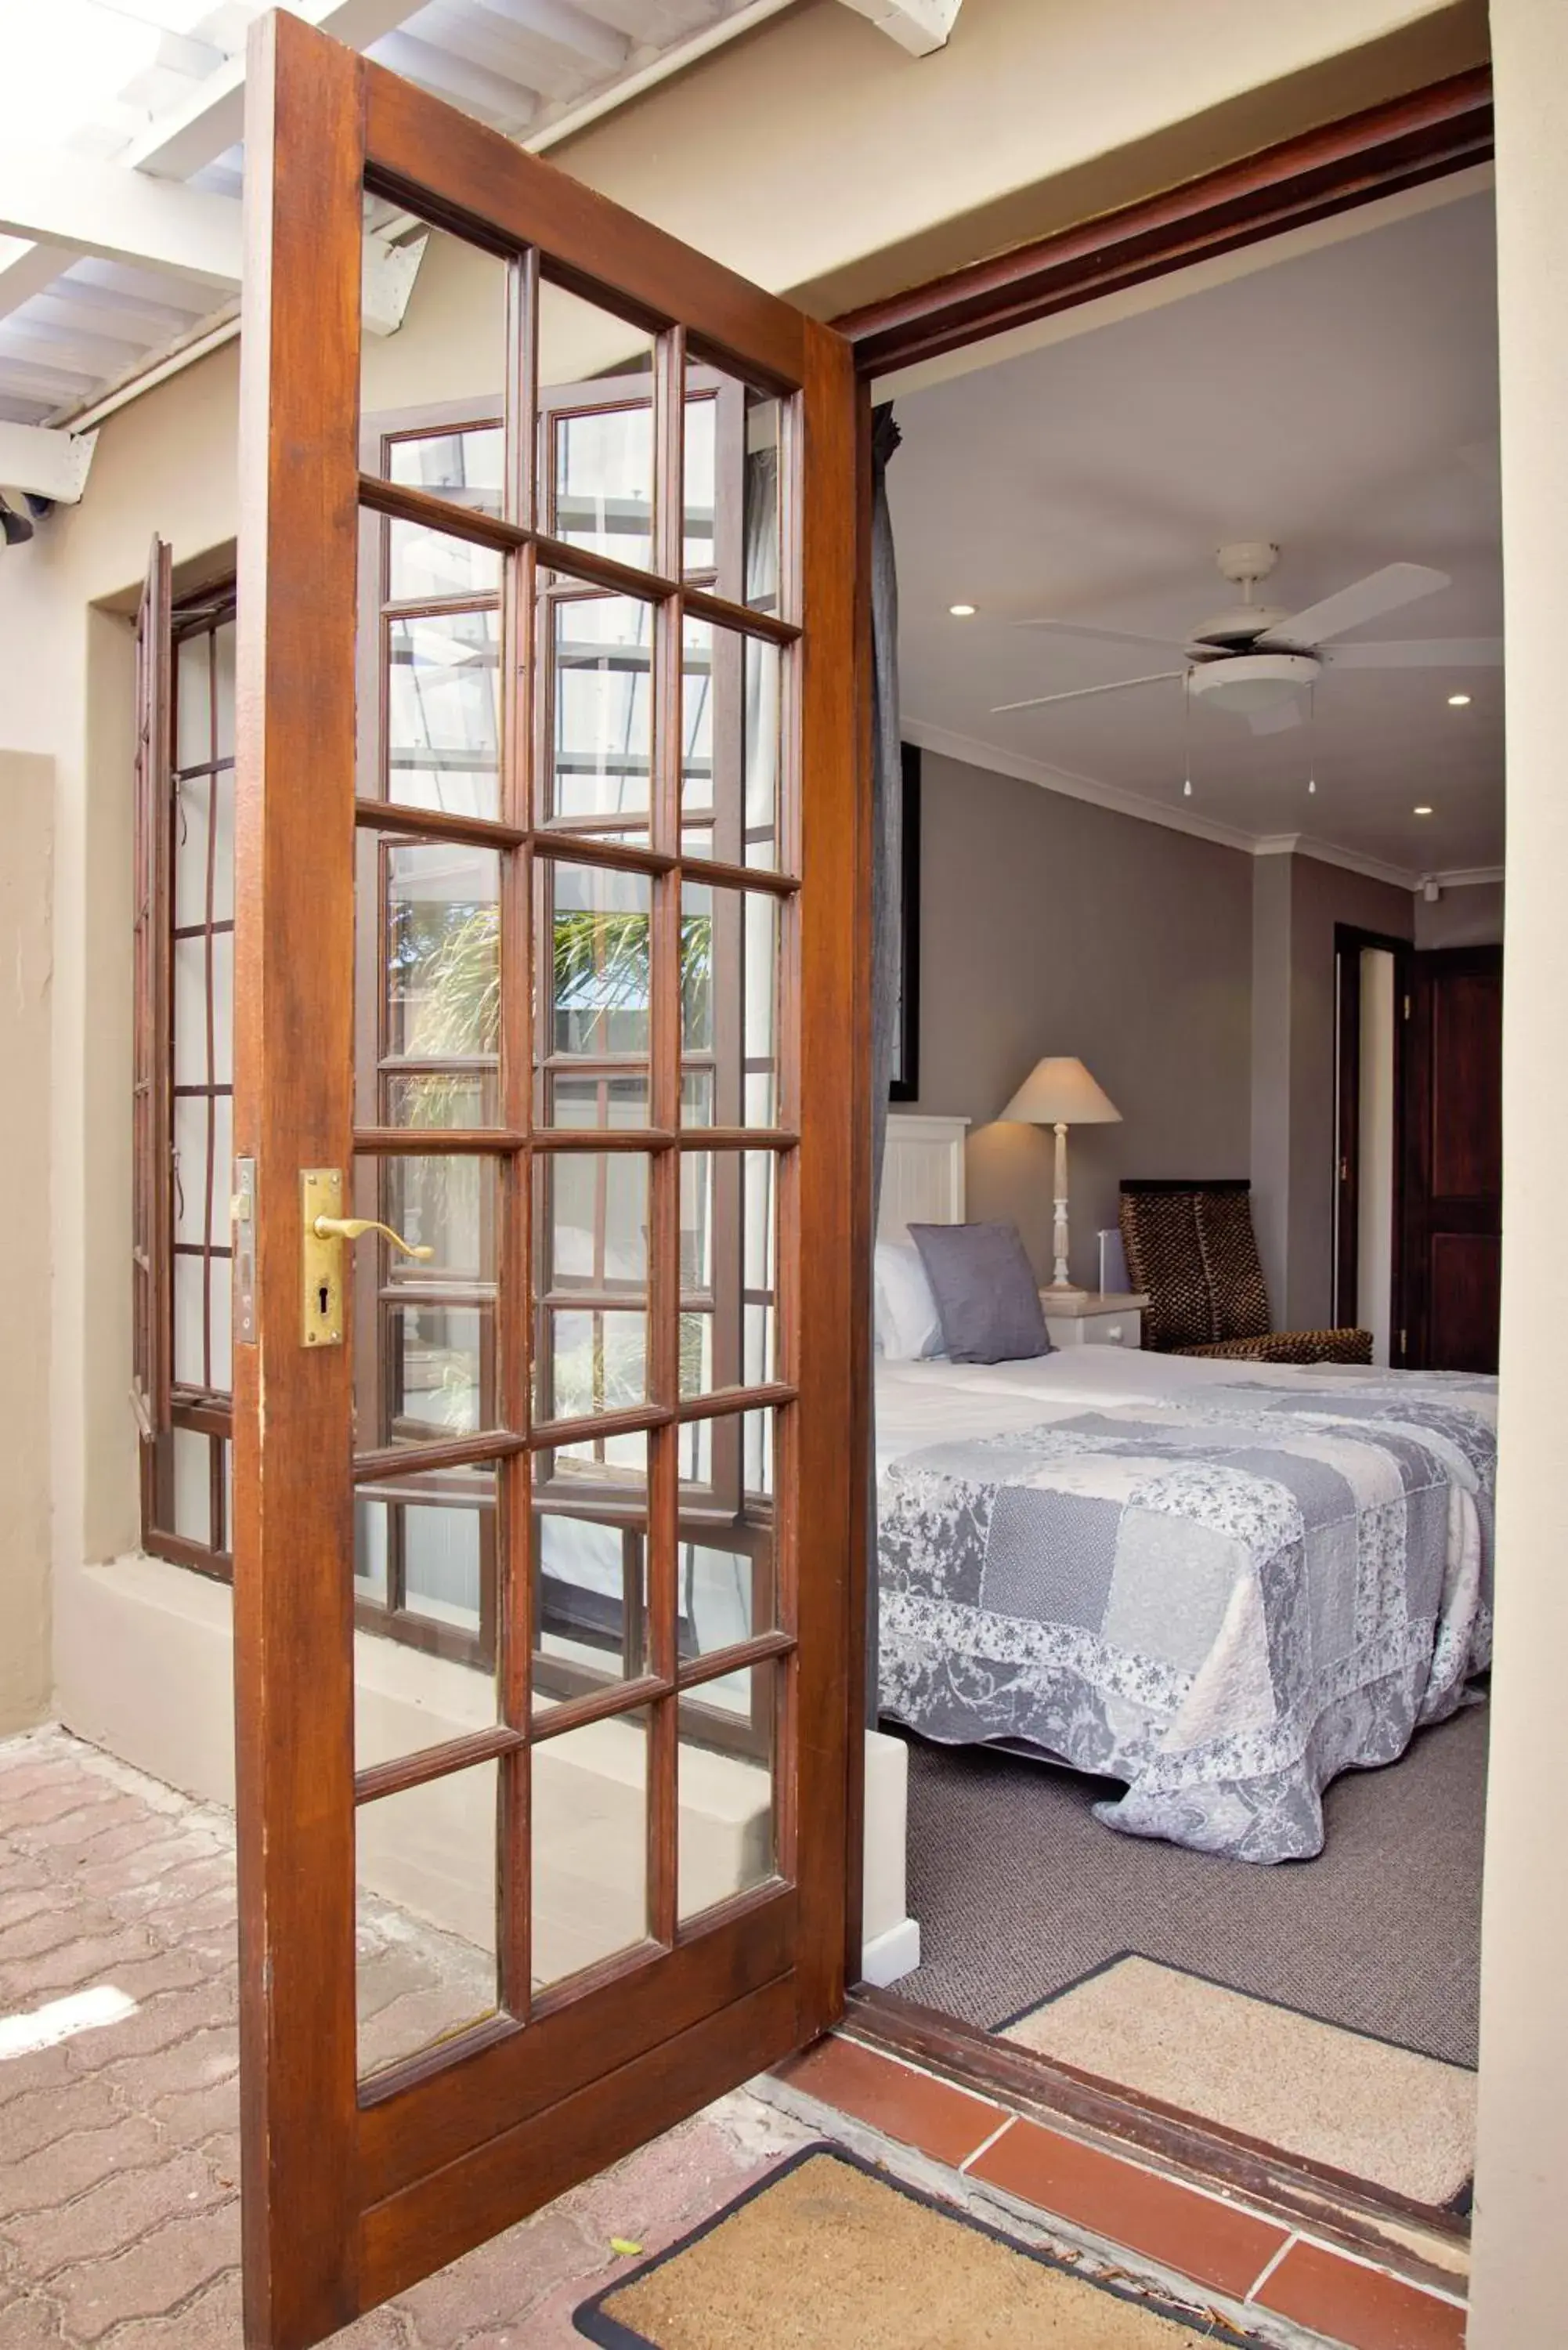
[[874, 1119, 1496, 1864]]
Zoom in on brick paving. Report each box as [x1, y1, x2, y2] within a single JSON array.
[[0, 1729, 810, 2350], [2, 1727, 1401, 2350]]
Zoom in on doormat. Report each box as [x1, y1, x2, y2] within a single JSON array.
[[1000, 1954, 1474, 2211], [573, 2143, 1265, 2348]]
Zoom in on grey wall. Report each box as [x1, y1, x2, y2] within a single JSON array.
[[906, 749, 1254, 1286], [1415, 878, 1504, 947]]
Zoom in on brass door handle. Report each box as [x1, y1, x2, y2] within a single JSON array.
[[312, 1216, 435, 1261]]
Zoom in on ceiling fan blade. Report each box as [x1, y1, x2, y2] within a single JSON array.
[[1248, 702, 1303, 737], [1323, 637, 1504, 669], [1254, 562, 1450, 647], [992, 670, 1185, 715], [1011, 617, 1189, 656]]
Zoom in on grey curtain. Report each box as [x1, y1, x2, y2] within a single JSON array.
[[866, 403, 903, 1706]]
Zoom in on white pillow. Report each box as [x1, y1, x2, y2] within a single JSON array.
[[875, 1240, 945, 1361]]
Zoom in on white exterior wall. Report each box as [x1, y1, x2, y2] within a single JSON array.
[[1467, 4, 1568, 2340]]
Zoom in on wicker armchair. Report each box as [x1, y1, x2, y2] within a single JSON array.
[[1119, 1180, 1372, 1366]]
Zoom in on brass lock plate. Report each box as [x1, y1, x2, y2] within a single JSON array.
[[302, 1168, 345, 1348]]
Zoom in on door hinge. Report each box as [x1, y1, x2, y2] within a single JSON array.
[[1403, 993, 1411, 1020], [1339, 1156, 1349, 1182], [1399, 1328, 1408, 1356]]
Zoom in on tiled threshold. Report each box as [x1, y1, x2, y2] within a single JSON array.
[[768, 2032, 1469, 2350]]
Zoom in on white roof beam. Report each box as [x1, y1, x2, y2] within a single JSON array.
[[837, 0, 964, 57], [368, 31, 540, 124], [468, 0, 630, 77], [0, 421, 97, 504], [0, 239, 78, 327], [0, 157, 422, 338], [122, 1, 418, 181], [2, 324, 151, 382], [0, 151, 241, 288]]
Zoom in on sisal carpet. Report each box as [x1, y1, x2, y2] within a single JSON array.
[[1003, 1957, 1476, 2207], [574, 2146, 1264, 2348], [895, 1701, 1487, 2069]]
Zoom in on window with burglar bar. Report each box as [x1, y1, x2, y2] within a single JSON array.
[[134, 366, 786, 1760]]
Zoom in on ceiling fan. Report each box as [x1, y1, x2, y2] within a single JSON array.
[[992, 542, 1502, 736]]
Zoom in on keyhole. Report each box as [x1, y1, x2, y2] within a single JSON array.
[[317, 1281, 330, 1319]]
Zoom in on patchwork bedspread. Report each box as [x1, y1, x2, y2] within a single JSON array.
[[877, 1373, 1495, 1863]]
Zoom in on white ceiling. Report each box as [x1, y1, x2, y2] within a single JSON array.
[[889, 186, 1504, 880]]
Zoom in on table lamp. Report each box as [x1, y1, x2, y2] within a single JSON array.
[[999, 1056, 1122, 1300]]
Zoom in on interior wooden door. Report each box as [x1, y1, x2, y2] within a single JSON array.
[[1397, 944, 1503, 1372], [231, 14, 860, 2346]]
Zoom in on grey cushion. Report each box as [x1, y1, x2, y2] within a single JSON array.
[[907, 1222, 1053, 1365]]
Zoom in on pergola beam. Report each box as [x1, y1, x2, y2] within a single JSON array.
[[0, 156, 424, 337], [0, 238, 78, 326], [837, 0, 964, 57], [0, 151, 241, 289], [123, 0, 419, 179]]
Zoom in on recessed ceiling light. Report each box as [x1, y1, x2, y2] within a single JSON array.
[[1447, 692, 1472, 707], [1414, 804, 1434, 816], [948, 602, 977, 617]]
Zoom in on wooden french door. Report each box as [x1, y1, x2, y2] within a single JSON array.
[[1397, 944, 1503, 1372], [232, 13, 860, 2346]]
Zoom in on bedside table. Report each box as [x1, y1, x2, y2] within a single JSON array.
[[1041, 1291, 1148, 1350]]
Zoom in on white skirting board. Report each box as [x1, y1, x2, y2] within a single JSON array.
[[861, 1915, 922, 1987], [861, 1726, 919, 1986]]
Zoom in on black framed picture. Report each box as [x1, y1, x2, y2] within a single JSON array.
[[890, 742, 921, 1101]]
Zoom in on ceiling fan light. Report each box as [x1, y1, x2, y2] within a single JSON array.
[[1187, 652, 1321, 715]]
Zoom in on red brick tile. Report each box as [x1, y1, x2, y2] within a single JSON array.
[[775, 2036, 1004, 2168], [1256, 2240, 1468, 2350], [969, 2118, 1288, 2301]]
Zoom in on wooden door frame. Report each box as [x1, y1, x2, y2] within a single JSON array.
[[1332, 923, 1411, 1333], [830, 57, 1494, 2243]]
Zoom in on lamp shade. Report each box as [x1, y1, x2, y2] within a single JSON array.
[[1001, 1055, 1122, 1126]]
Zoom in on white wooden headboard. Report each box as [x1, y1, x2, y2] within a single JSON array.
[[879, 1114, 969, 1238]]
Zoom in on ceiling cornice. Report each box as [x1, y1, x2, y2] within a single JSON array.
[[1251, 832, 1418, 891], [899, 718, 1261, 855], [901, 718, 1502, 895]]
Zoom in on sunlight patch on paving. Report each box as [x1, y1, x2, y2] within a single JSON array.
[[0, 1983, 138, 2060]]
